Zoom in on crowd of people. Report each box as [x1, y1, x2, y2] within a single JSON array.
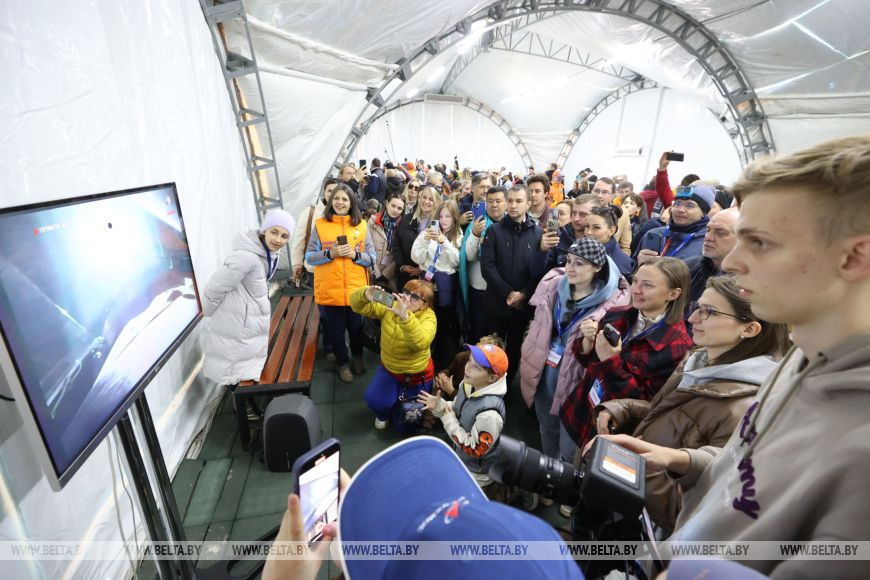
[[204, 136, 870, 579]]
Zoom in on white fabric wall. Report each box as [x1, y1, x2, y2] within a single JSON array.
[[564, 88, 743, 188], [0, 0, 255, 577], [356, 101, 525, 174]]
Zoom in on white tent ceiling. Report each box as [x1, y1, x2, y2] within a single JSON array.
[[229, 0, 869, 215]]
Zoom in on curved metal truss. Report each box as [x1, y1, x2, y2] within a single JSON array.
[[556, 78, 658, 166], [329, 0, 774, 173], [440, 29, 642, 94], [368, 94, 534, 169]]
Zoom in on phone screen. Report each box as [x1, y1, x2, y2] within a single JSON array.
[[297, 446, 340, 543], [336, 235, 348, 245]]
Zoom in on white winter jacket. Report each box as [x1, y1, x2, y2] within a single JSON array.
[[202, 229, 273, 384]]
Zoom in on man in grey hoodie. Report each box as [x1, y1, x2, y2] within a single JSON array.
[[593, 136, 870, 578]]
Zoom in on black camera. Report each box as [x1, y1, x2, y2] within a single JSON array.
[[490, 436, 651, 577]]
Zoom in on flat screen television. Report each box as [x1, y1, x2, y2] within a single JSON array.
[[0, 183, 201, 490]]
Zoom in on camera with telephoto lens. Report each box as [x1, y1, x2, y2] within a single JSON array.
[[490, 436, 655, 578]]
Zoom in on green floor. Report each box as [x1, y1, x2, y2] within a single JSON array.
[[160, 292, 570, 578]]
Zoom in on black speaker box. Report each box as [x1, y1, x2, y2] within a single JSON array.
[[262, 394, 321, 472]]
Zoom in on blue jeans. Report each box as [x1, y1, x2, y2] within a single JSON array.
[[534, 386, 578, 463], [364, 365, 432, 433]]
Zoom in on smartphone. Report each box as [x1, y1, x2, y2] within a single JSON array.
[[602, 324, 621, 347], [547, 215, 560, 234], [472, 201, 486, 221], [292, 438, 341, 544], [370, 287, 395, 308], [429, 221, 440, 232], [359, 159, 367, 170], [336, 235, 348, 246], [665, 152, 685, 162]]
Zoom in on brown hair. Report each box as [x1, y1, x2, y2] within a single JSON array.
[[478, 333, 506, 350], [527, 173, 551, 193], [323, 183, 363, 226], [434, 199, 463, 244], [700, 276, 791, 366], [623, 193, 645, 217], [636, 257, 691, 325], [732, 135, 870, 242], [404, 279, 435, 310]]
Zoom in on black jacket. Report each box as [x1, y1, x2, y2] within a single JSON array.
[[685, 255, 722, 314], [392, 212, 430, 288], [480, 215, 547, 318], [365, 167, 388, 205]]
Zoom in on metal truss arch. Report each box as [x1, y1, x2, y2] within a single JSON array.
[[556, 78, 658, 167], [329, 0, 774, 175], [368, 95, 533, 170]]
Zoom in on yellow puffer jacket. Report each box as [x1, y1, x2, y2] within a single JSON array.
[[307, 216, 374, 306], [349, 287, 437, 374]]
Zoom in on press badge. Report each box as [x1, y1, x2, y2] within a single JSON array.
[[546, 340, 564, 367], [423, 266, 436, 281], [588, 378, 604, 406]]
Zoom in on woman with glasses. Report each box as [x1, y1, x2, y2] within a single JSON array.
[[403, 180, 421, 214], [583, 206, 634, 281], [592, 275, 790, 533], [392, 185, 438, 288], [350, 280, 437, 432]]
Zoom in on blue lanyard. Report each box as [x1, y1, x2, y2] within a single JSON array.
[[260, 239, 278, 279], [624, 319, 665, 345], [554, 300, 593, 337], [431, 243, 443, 268], [658, 227, 700, 257]]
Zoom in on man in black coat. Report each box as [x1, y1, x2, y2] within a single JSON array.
[[364, 158, 388, 206], [480, 184, 557, 387]]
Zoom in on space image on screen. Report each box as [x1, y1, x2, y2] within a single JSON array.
[[0, 183, 201, 488]]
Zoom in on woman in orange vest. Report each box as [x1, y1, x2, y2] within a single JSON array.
[[306, 184, 376, 383]]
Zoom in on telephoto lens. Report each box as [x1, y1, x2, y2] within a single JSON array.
[[489, 436, 582, 507]]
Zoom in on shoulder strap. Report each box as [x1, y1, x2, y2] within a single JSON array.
[[303, 205, 316, 252]]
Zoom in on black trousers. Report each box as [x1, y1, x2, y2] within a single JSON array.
[[485, 310, 533, 390]]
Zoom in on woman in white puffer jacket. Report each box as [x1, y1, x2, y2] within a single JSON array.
[[202, 210, 294, 385]]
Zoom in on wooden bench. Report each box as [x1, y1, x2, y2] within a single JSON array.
[[231, 294, 320, 449]]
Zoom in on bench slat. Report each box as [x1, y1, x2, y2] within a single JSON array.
[[260, 297, 300, 384], [277, 295, 313, 383], [268, 296, 290, 348], [297, 301, 320, 383]]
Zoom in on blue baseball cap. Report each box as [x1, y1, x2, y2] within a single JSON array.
[[338, 437, 583, 580]]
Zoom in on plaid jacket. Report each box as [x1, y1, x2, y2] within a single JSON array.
[[559, 306, 692, 448]]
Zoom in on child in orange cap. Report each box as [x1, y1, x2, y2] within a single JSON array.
[[418, 343, 510, 498]]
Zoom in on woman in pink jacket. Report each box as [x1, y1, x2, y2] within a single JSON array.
[[520, 237, 630, 466]]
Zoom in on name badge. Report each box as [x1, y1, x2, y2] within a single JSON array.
[[546, 340, 564, 368], [588, 378, 604, 407], [423, 266, 436, 281]]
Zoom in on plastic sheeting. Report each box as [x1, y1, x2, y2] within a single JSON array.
[[564, 87, 743, 189], [0, 0, 256, 577], [356, 100, 525, 173]]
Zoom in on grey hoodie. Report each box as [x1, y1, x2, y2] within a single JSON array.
[[671, 333, 870, 578], [677, 350, 778, 390]]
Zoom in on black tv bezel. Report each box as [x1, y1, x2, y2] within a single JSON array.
[[0, 182, 202, 490]]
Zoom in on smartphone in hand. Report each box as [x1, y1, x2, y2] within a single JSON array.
[[602, 324, 621, 347], [292, 438, 341, 544], [336, 235, 348, 245], [370, 287, 395, 308], [472, 201, 486, 221], [665, 152, 685, 162], [547, 215, 560, 234]]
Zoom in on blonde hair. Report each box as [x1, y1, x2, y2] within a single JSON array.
[[412, 185, 438, 223], [732, 136, 870, 242]]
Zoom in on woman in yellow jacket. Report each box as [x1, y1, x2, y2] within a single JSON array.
[[350, 280, 437, 433], [305, 184, 376, 383]]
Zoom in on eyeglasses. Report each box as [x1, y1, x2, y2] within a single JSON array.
[[402, 290, 423, 302], [592, 188, 612, 195], [408, 185, 421, 190], [694, 304, 751, 322]]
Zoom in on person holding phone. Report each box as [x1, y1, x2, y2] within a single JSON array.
[[520, 238, 630, 474], [635, 184, 715, 265], [411, 199, 463, 369], [305, 184, 376, 383], [392, 185, 438, 288], [559, 257, 693, 478], [350, 280, 437, 432]]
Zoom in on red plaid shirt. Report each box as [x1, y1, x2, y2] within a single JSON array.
[[560, 307, 692, 449]]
